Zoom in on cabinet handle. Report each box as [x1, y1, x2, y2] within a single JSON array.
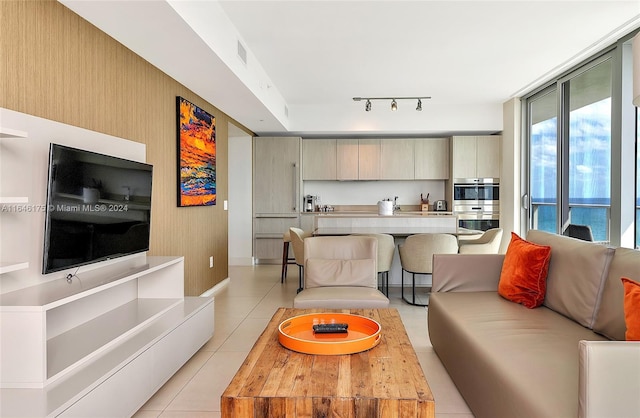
[[292, 162, 297, 212]]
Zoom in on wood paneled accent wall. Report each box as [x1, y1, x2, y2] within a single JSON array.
[[0, 0, 248, 295]]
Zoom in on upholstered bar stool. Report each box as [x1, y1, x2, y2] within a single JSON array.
[[289, 227, 312, 292], [398, 233, 458, 306], [353, 233, 395, 296], [458, 228, 503, 254], [281, 229, 296, 283]]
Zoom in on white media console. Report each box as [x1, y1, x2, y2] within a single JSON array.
[[0, 255, 214, 417]]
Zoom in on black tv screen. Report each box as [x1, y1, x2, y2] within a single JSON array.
[[42, 144, 153, 274]]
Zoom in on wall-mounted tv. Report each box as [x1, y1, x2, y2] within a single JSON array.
[[42, 144, 153, 274]]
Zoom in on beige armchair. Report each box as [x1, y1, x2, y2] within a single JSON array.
[[458, 228, 503, 254], [293, 236, 390, 309], [289, 227, 313, 292]]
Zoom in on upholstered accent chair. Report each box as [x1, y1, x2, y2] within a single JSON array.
[[351, 233, 395, 296], [293, 236, 390, 309]]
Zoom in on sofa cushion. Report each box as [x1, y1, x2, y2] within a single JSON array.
[[622, 278, 640, 341], [592, 248, 640, 340], [498, 232, 551, 308], [526, 230, 614, 328]]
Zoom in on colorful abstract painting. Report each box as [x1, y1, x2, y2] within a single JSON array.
[[177, 97, 216, 207]]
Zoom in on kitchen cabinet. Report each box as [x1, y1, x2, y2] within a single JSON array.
[[336, 139, 359, 180], [358, 139, 381, 180], [302, 139, 336, 180], [336, 139, 381, 180], [451, 135, 501, 179], [253, 136, 301, 262], [414, 138, 450, 180], [380, 139, 414, 180]]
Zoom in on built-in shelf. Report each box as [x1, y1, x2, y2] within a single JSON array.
[[0, 261, 29, 274], [0, 196, 29, 204], [0, 127, 28, 139], [0, 255, 214, 417]]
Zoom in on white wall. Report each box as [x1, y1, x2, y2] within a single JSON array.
[[303, 180, 446, 208], [501, 98, 521, 252], [227, 128, 253, 265]]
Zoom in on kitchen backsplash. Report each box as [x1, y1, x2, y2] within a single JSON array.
[[302, 180, 445, 207]]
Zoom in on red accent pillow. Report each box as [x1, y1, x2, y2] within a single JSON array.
[[621, 277, 640, 341], [498, 232, 552, 308]]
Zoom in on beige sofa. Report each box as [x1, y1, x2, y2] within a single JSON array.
[[429, 230, 640, 418]]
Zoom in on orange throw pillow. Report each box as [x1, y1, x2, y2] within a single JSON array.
[[621, 277, 640, 341], [498, 232, 552, 308]]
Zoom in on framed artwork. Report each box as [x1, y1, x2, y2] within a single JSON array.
[[176, 96, 216, 207]]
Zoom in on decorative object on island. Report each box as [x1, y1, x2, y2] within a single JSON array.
[[176, 96, 216, 207]]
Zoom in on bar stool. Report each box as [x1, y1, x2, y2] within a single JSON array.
[[398, 233, 458, 306], [289, 227, 313, 292], [353, 233, 395, 296], [281, 229, 296, 283]]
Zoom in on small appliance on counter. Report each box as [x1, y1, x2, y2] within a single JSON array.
[[304, 195, 317, 212], [434, 200, 448, 212]]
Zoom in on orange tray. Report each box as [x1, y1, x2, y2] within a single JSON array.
[[278, 313, 381, 355]]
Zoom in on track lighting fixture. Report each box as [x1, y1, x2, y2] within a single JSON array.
[[353, 96, 430, 112]]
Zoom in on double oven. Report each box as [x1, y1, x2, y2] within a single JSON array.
[[453, 178, 500, 231]]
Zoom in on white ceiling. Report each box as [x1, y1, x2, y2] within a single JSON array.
[[60, 0, 640, 137]]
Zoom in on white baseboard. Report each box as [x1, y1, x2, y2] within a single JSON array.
[[200, 277, 230, 297]]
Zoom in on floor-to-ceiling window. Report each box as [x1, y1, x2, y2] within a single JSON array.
[[529, 88, 558, 233], [565, 58, 612, 242], [524, 27, 640, 249], [527, 56, 613, 242]]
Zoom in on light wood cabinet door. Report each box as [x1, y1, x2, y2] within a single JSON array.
[[414, 138, 449, 179], [358, 139, 381, 180], [337, 139, 359, 180], [302, 139, 336, 180], [380, 139, 414, 180], [452, 136, 478, 179], [253, 136, 300, 214], [476, 135, 501, 179]]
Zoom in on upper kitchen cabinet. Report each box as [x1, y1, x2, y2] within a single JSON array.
[[336, 139, 359, 180], [380, 139, 414, 180], [451, 135, 501, 179], [253, 136, 301, 214], [336, 139, 381, 180], [358, 139, 381, 180], [302, 139, 337, 180], [414, 138, 450, 180]]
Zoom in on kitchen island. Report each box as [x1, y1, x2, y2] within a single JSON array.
[[310, 212, 466, 293], [313, 212, 458, 236]]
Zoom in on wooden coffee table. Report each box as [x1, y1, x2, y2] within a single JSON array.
[[221, 308, 435, 417]]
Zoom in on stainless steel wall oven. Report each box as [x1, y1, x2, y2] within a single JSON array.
[[454, 178, 500, 231]]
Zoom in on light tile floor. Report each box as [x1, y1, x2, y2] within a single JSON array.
[[133, 265, 473, 418]]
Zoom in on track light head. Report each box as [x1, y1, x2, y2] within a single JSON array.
[[416, 99, 422, 111], [391, 99, 397, 111], [365, 99, 372, 112], [354, 96, 430, 112]]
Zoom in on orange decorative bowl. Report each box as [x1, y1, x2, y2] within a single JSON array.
[[278, 313, 381, 355]]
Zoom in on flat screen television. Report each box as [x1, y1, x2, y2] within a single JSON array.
[[42, 144, 153, 274]]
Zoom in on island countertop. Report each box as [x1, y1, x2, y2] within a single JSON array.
[[313, 212, 461, 236]]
